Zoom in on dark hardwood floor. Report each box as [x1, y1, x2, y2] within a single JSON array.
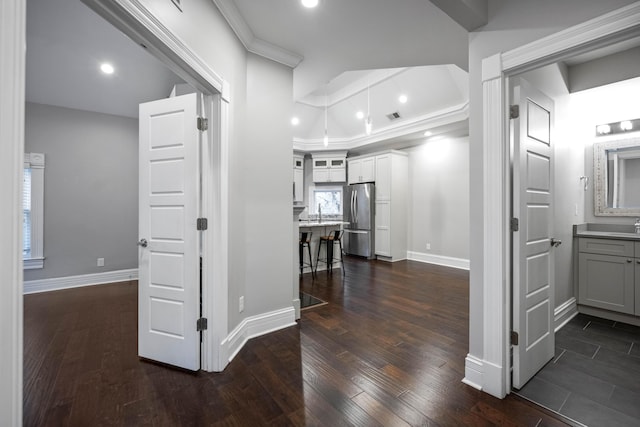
[[24, 258, 569, 426]]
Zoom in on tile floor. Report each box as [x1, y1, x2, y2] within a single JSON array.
[[516, 314, 640, 427]]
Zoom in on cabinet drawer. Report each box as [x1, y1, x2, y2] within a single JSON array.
[[578, 238, 634, 257]]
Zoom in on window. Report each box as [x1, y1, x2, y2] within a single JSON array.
[[312, 187, 342, 215], [23, 153, 45, 269]]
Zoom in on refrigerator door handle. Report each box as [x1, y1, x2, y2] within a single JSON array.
[[353, 191, 358, 223]]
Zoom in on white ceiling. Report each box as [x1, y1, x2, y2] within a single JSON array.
[[26, 0, 184, 118]]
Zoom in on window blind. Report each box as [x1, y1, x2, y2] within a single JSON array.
[[23, 168, 31, 257]]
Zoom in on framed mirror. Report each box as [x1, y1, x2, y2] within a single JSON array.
[[594, 137, 640, 216]]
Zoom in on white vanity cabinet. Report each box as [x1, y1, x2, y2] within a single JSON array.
[[374, 151, 408, 261], [293, 154, 304, 202], [312, 153, 346, 183], [347, 156, 375, 184]]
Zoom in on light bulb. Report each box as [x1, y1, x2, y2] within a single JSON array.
[[620, 120, 633, 131], [356, 111, 364, 120], [323, 132, 329, 147], [291, 117, 300, 126], [100, 63, 114, 74], [399, 94, 408, 104], [301, 0, 319, 8], [596, 124, 611, 135]]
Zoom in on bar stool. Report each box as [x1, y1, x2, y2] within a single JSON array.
[[315, 229, 345, 275], [299, 231, 315, 278]]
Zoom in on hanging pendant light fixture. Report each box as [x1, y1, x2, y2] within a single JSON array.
[[365, 81, 372, 136], [323, 92, 329, 147]]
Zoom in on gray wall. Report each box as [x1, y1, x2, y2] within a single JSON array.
[[468, 0, 636, 367], [406, 136, 470, 259], [24, 102, 138, 281]]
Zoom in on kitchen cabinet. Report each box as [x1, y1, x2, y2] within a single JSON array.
[[312, 153, 346, 183], [374, 151, 408, 261], [293, 154, 304, 202], [348, 156, 375, 184], [577, 237, 636, 315]]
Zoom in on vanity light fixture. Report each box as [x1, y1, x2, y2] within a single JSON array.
[[100, 63, 114, 75], [301, 0, 319, 8], [596, 119, 639, 136]]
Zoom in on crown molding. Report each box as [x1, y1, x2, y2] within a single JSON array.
[[298, 68, 408, 107], [211, 0, 303, 68], [293, 102, 469, 152]]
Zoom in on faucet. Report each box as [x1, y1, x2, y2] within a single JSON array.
[[635, 218, 640, 234], [318, 204, 322, 223]]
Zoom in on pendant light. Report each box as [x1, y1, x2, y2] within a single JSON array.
[[365, 81, 372, 136], [323, 92, 329, 147]]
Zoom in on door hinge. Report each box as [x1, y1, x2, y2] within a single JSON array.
[[510, 331, 519, 345], [197, 317, 208, 331], [509, 105, 520, 119], [510, 218, 519, 232], [197, 218, 208, 231], [197, 117, 208, 131]]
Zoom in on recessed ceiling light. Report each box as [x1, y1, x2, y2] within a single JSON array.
[[301, 0, 319, 8], [356, 111, 365, 120], [291, 117, 300, 126], [424, 131, 432, 137], [399, 95, 408, 104], [100, 63, 114, 75]]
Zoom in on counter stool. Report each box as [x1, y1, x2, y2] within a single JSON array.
[[315, 229, 344, 275], [299, 231, 315, 278]]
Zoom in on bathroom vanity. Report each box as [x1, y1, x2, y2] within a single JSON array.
[[574, 223, 640, 326]]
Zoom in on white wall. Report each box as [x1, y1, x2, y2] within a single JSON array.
[[468, 0, 637, 374], [23, 102, 138, 281], [406, 137, 470, 261], [135, 0, 294, 332]]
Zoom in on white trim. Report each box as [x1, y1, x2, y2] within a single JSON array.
[[211, 0, 303, 68], [23, 258, 44, 270], [221, 308, 297, 364], [477, 1, 640, 400], [462, 355, 483, 390], [83, 0, 225, 95], [81, 0, 231, 374], [293, 102, 469, 152], [23, 268, 138, 294], [0, 0, 25, 424], [554, 297, 578, 332], [407, 251, 470, 270]]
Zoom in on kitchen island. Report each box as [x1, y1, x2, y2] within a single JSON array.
[[299, 221, 345, 274]]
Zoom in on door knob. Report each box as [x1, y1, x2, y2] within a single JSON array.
[[550, 238, 562, 248], [137, 238, 148, 248]]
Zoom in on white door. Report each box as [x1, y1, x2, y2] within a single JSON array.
[[138, 93, 201, 371], [511, 78, 556, 389]]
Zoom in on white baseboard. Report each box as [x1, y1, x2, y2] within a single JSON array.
[[463, 354, 483, 390], [554, 297, 578, 332], [24, 268, 138, 294], [222, 307, 297, 364], [407, 251, 470, 270]]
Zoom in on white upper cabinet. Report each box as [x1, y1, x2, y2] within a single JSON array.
[[312, 152, 347, 183], [348, 156, 375, 184]]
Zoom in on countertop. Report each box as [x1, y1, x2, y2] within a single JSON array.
[[573, 224, 640, 241], [298, 221, 346, 227]]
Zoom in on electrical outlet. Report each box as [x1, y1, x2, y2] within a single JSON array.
[[239, 296, 244, 313], [426, 243, 431, 250], [97, 257, 105, 267]]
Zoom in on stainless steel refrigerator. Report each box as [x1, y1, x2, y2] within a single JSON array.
[[343, 183, 375, 259]]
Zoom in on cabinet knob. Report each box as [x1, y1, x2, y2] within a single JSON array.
[[628, 259, 633, 263]]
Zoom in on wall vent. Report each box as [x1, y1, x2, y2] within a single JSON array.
[[386, 111, 401, 121]]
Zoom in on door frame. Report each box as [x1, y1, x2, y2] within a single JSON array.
[[469, 2, 640, 398], [79, 0, 231, 373]]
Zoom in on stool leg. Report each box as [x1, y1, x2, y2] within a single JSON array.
[[315, 239, 322, 275], [327, 240, 333, 274], [338, 239, 345, 276], [307, 242, 315, 279], [299, 242, 303, 276]]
